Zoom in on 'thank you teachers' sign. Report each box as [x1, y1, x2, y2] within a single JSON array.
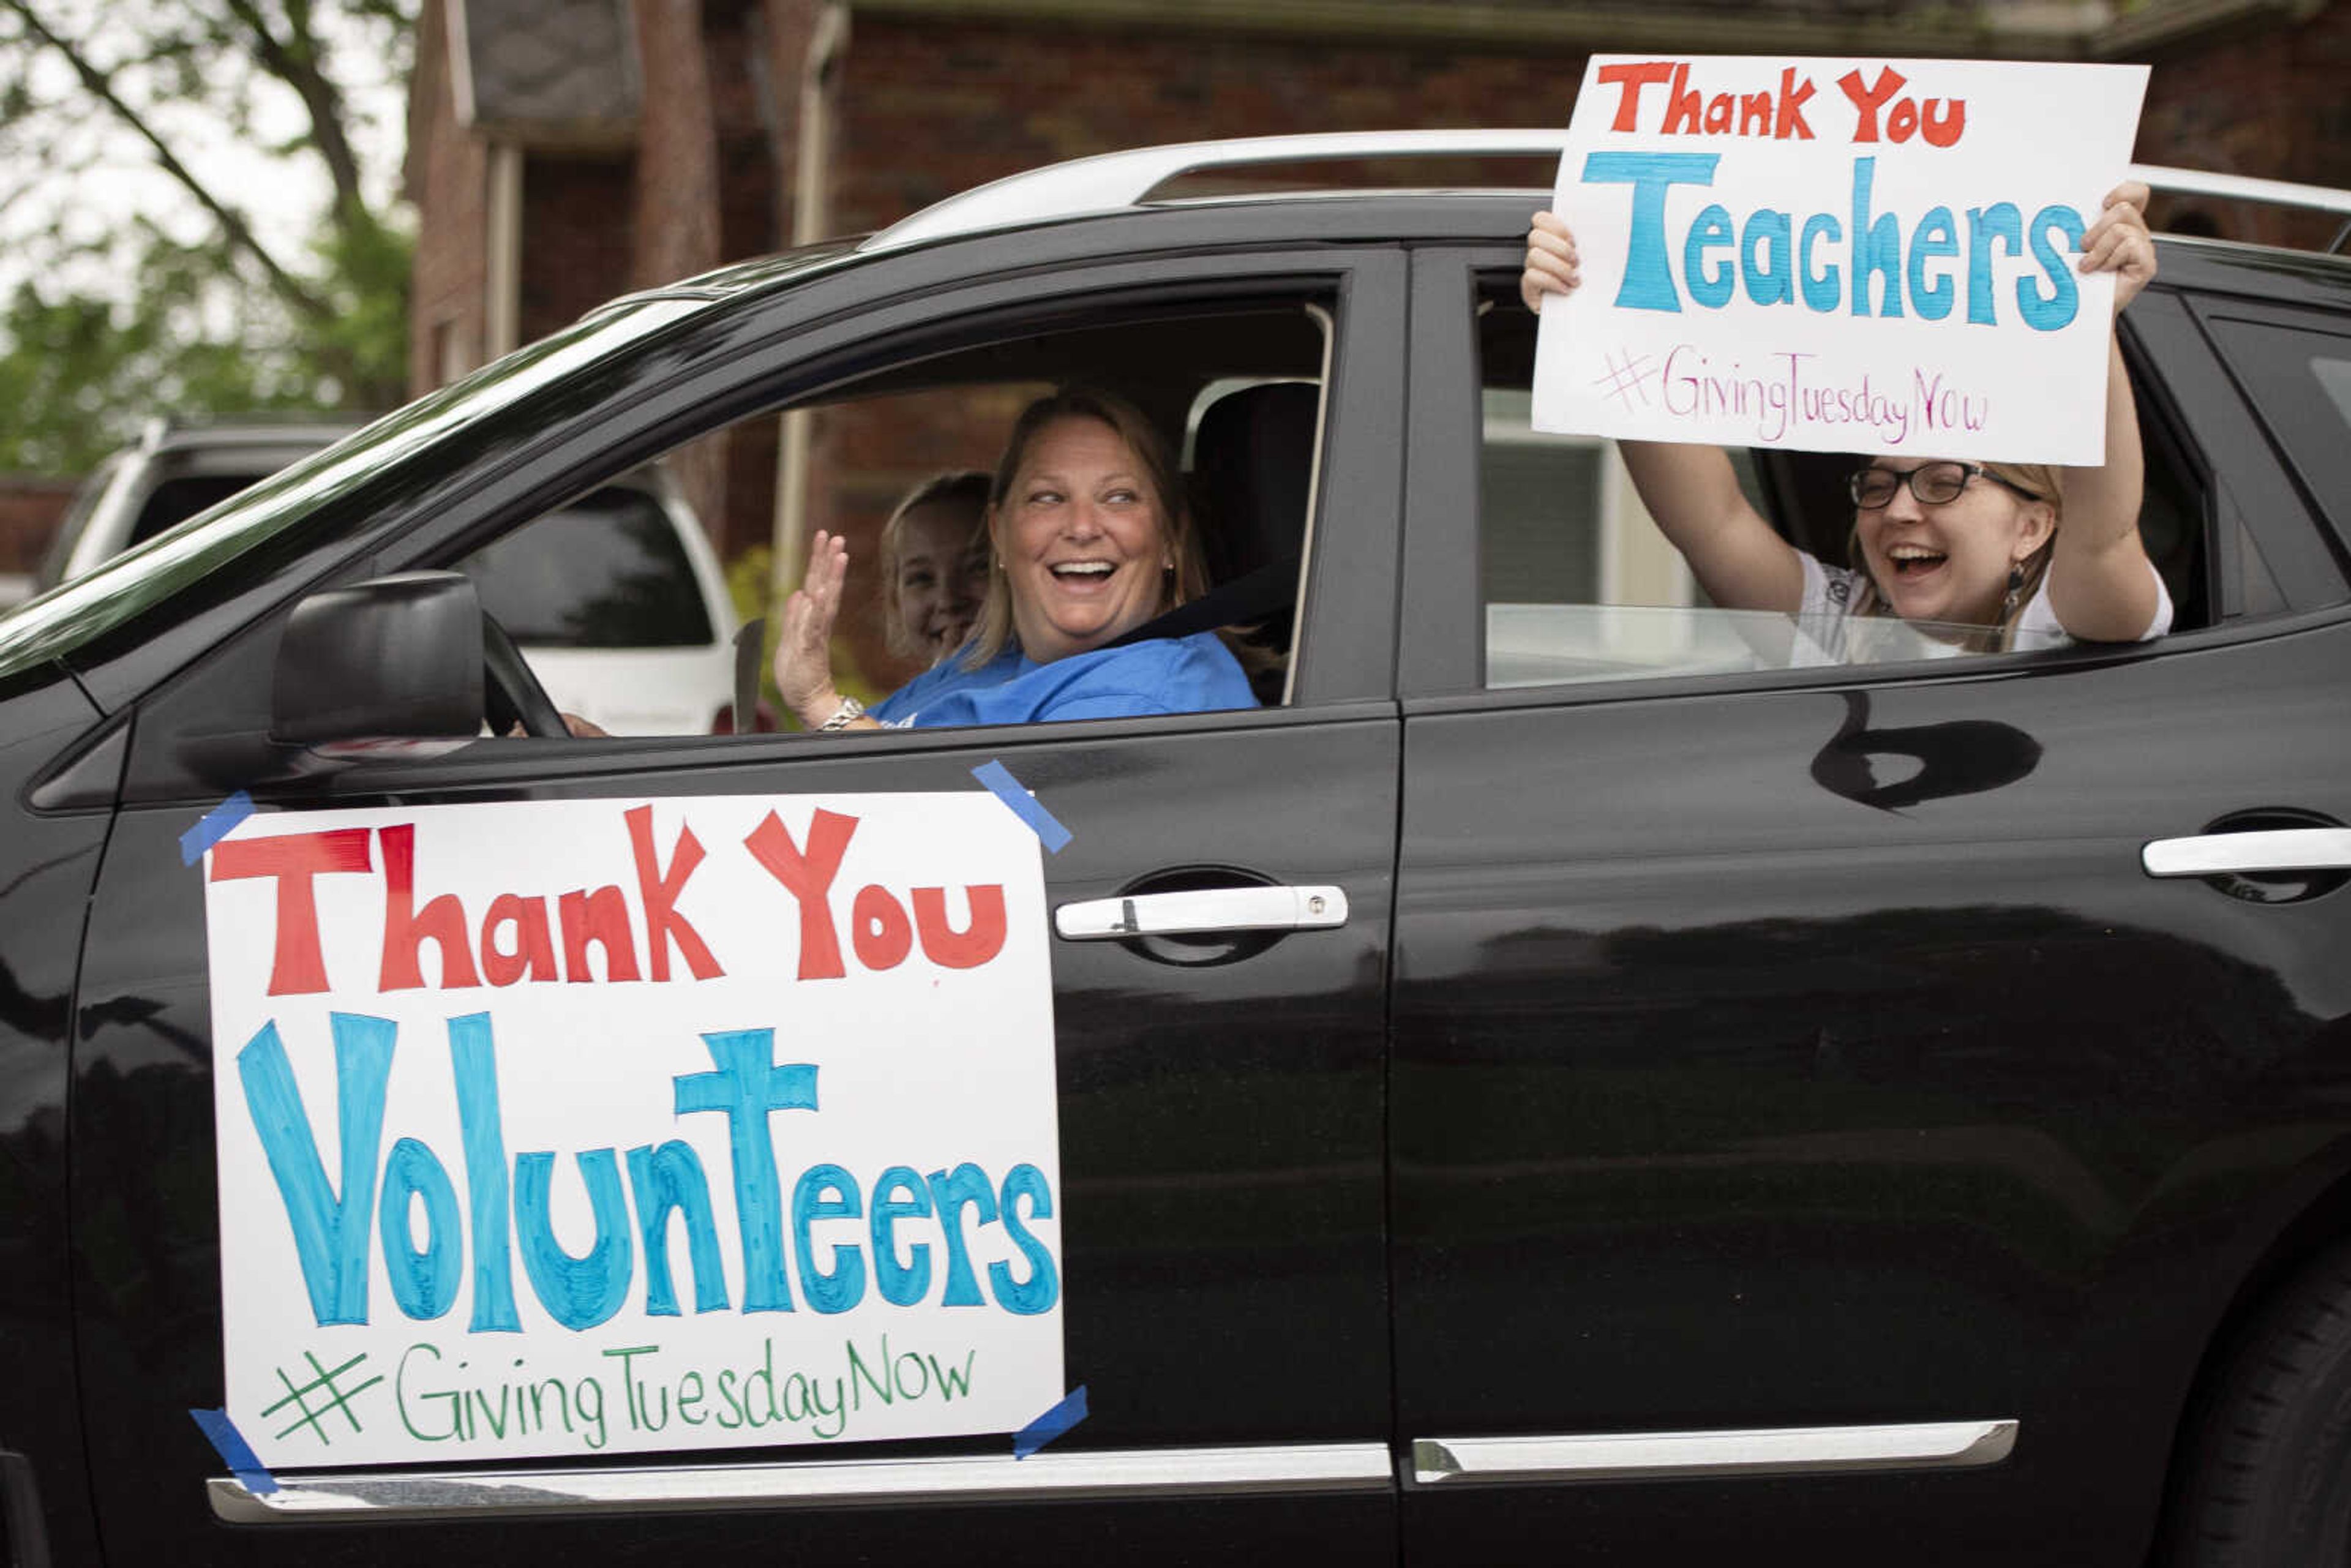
[[203, 792, 1060, 1468], [1533, 56, 2149, 463]]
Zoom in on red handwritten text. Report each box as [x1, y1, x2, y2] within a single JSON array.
[[1594, 59, 1965, 148]]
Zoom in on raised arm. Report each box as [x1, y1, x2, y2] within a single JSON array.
[[1523, 212, 1805, 616], [2042, 181, 2164, 642]]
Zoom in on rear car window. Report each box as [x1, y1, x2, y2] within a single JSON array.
[[1471, 270, 2211, 688], [459, 487, 714, 648]]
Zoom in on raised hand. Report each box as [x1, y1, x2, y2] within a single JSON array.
[[773, 528, 852, 729], [2079, 180, 2157, 314], [1521, 210, 1583, 315]]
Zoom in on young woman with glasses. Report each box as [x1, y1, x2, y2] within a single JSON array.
[[1519, 182, 2172, 653]]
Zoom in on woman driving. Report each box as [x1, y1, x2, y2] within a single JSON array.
[[776, 386, 1258, 730], [1519, 181, 2173, 652]]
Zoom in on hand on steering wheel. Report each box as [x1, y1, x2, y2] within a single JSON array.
[[481, 609, 568, 737]]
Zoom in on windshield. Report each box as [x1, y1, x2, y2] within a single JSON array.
[[0, 297, 713, 683]]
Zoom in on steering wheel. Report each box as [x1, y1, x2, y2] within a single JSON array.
[[481, 610, 567, 737]]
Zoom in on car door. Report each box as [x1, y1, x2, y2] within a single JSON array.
[[64, 235, 1407, 1566], [1388, 245, 2351, 1565]]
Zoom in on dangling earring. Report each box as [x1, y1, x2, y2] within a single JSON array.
[[2002, 563, 2025, 619]]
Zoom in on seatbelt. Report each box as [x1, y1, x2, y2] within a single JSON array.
[[1101, 553, 1300, 649]]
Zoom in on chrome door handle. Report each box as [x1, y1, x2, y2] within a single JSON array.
[[2142, 828, 2351, 877], [1053, 885, 1349, 940]]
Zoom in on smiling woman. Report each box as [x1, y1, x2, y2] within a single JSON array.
[[773, 386, 1258, 731], [988, 407, 1180, 663], [1835, 457, 2061, 641]]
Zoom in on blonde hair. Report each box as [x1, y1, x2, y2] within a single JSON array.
[[1845, 460, 2062, 652], [876, 470, 990, 661], [964, 386, 1209, 669]]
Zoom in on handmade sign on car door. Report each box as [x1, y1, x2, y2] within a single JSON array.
[[200, 792, 1060, 1468], [1534, 55, 2148, 462]]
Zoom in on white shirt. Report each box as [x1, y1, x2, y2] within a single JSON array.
[[1792, 551, 2173, 664]]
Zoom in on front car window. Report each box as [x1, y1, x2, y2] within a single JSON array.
[[449, 296, 1340, 729]]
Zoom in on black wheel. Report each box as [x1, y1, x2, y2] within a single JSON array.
[[480, 609, 567, 737], [2169, 1239, 2351, 1567]]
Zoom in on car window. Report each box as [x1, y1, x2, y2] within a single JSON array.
[[2206, 313, 2351, 542], [2320, 354, 2351, 423], [460, 487, 716, 648], [1471, 274, 2199, 689], [89, 260, 1392, 795], [431, 295, 1338, 730]]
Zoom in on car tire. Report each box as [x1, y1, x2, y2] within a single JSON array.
[[2169, 1238, 2351, 1567]]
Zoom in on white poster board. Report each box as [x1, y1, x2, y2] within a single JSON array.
[[1534, 56, 2148, 463], [202, 792, 1060, 1468]]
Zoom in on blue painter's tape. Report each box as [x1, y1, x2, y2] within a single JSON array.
[[181, 790, 255, 866], [971, 760, 1071, 853], [1012, 1384, 1088, 1459], [190, 1408, 279, 1495]]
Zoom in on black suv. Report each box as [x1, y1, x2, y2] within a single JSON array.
[[2, 131, 2349, 1568]]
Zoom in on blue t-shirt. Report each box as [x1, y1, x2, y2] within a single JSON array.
[[872, 631, 1258, 728]]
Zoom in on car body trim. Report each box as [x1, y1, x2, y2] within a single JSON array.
[[1409, 1419, 2017, 1485], [204, 1441, 1395, 1522]]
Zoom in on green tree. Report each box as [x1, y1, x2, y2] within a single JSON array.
[[0, 0, 414, 475]]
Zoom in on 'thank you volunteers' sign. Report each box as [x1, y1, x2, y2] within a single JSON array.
[[202, 792, 1059, 1468], [1534, 56, 2149, 463]]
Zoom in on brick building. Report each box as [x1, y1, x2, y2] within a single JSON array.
[[0, 477, 75, 587], [403, 0, 2350, 689]]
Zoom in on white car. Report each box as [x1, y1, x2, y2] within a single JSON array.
[[37, 416, 740, 735]]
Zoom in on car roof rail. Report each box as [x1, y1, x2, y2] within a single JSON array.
[[2130, 165, 2351, 254], [863, 130, 2351, 257], [863, 129, 1570, 253]]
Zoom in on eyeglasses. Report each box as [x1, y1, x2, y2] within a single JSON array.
[[1848, 462, 2039, 509]]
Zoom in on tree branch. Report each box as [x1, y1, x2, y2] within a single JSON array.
[[0, 0, 334, 322], [219, 0, 372, 234]]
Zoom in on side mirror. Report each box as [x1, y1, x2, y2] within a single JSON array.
[[272, 571, 485, 745]]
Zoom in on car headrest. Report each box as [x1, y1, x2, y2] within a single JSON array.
[[1190, 381, 1320, 583]]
